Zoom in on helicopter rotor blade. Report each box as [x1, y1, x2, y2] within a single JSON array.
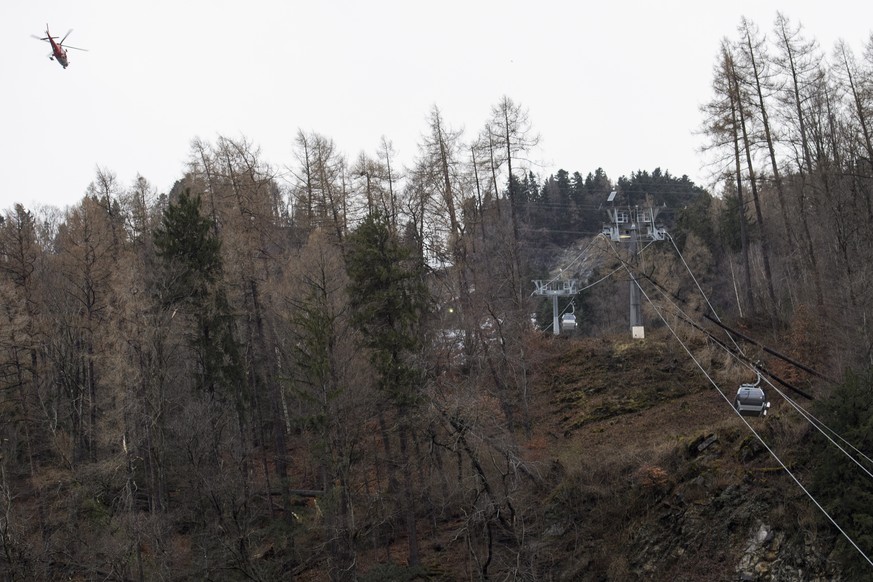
[[32, 34, 49, 41], [60, 29, 73, 44], [64, 45, 88, 52]]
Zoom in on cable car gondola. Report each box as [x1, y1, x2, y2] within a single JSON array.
[[734, 373, 770, 417]]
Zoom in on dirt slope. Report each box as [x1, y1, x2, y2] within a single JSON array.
[[518, 331, 840, 581]]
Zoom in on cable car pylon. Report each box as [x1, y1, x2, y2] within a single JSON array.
[[602, 191, 668, 339]]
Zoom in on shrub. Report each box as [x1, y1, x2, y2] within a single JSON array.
[[811, 369, 873, 575]]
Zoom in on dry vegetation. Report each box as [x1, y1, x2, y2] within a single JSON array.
[[6, 14, 873, 576], [288, 327, 836, 581]]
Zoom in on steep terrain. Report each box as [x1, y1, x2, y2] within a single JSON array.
[[517, 330, 842, 581], [317, 328, 846, 581]]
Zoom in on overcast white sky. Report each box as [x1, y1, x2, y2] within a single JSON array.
[[2, 1, 872, 212]]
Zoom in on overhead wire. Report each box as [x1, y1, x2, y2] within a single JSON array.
[[619, 230, 873, 564], [656, 234, 873, 466], [532, 234, 628, 332], [543, 201, 865, 464], [537, 265, 627, 333], [661, 229, 841, 394], [701, 314, 839, 386], [758, 375, 873, 480], [632, 232, 822, 400], [632, 263, 873, 481], [529, 234, 603, 297], [665, 233, 745, 356], [604, 235, 873, 568]]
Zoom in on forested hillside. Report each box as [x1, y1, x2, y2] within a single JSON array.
[[2, 13, 873, 580]]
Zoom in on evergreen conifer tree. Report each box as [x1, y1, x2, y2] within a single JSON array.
[[346, 210, 430, 566], [346, 211, 429, 406], [153, 190, 242, 396]]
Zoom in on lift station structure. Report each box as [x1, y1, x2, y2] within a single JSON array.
[[531, 279, 578, 336], [602, 191, 668, 338]]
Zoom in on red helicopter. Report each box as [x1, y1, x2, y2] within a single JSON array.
[[32, 25, 87, 69]]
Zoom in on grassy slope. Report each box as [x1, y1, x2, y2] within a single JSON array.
[[517, 330, 836, 580]]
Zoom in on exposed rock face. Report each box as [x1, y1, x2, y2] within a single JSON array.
[[736, 522, 840, 581], [621, 436, 843, 581], [627, 497, 841, 581], [536, 339, 852, 581]]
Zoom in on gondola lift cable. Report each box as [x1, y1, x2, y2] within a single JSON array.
[[613, 253, 873, 568]]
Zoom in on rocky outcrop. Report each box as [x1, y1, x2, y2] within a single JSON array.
[[736, 522, 840, 581]]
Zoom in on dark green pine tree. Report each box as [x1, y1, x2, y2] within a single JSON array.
[[554, 169, 572, 202], [570, 171, 595, 235], [547, 169, 574, 242], [346, 210, 430, 567], [153, 190, 221, 306], [616, 168, 706, 212], [582, 168, 613, 234], [346, 211, 429, 406], [519, 171, 541, 228], [153, 190, 243, 397], [570, 171, 586, 206]]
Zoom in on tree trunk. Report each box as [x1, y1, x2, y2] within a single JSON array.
[[398, 414, 420, 566], [729, 54, 778, 310], [725, 47, 755, 313]]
